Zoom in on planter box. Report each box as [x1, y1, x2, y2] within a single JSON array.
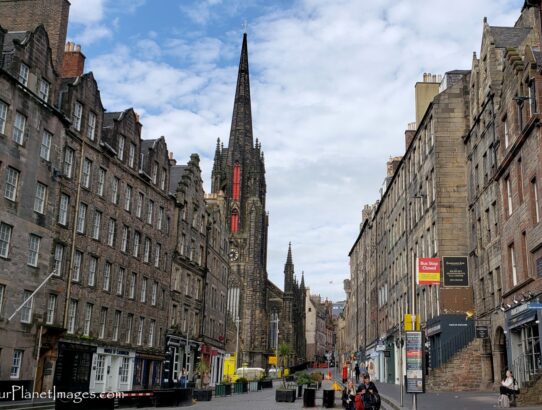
[[224, 384, 232, 396], [275, 389, 296, 403], [215, 384, 225, 397], [193, 389, 212, 401], [322, 389, 335, 408], [233, 382, 243, 394], [261, 379, 273, 389], [248, 381, 259, 392], [303, 387, 316, 408]]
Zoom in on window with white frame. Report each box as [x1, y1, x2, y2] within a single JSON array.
[[82, 158, 92, 188], [532, 178, 540, 224], [87, 112, 96, 141], [151, 281, 157, 306], [147, 200, 154, 224], [126, 313, 133, 343], [99, 307, 107, 339], [143, 237, 151, 263], [34, 183, 47, 214], [58, 194, 69, 225], [103, 262, 111, 291], [124, 185, 132, 211], [18, 63, 29, 86], [113, 310, 121, 341], [12, 112, 26, 145], [107, 218, 115, 247], [10, 350, 23, 379], [63, 147, 74, 178], [152, 162, 158, 184], [141, 277, 147, 303], [4, 167, 20, 201], [133, 232, 140, 257], [88, 256, 97, 286], [73, 102, 83, 131], [0, 284, 5, 316], [129, 273, 136, 299], [0, 223, 12, 258], [54, 244, 64, 276], [160, 168, 166, 190], [154, 243, 161, 268], [128, 143, 136, 168], [121, 225, 129, 252], [158, 207, 164, 230], [148, 319, 155, 347], [95, 355, 105, 382], [91, 210, 101, 240], [77, 203, 87, 233], [0, 100, 7, 134], [20, 290, 32, 323], [111, 176, 119, 204], [120, 357, 130, 383], [46, 294, 56, 325], [38, 79, 50, 102], [67, 299, 77, 334], [137, 317, 144, 345], [504, 118, 510, 148], [136, 192, 143, 218], [73, 251, 82, 281], [97, 168, 106, 196], [117, 267, 125, 295], [83, 303, 93, 336], [506, 176, 513, 216], [40, 130, 52, 161], [118, 136, 125, 161], [27, 234, 40, 267], [510, 243, 518, 286]]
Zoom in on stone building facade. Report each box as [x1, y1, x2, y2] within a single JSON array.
[[0, 0, 232, 393]]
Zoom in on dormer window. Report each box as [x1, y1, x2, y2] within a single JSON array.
[[38, 79, 50, 102], [152, 162, 158, 184], [73, 102, 83, 131], [18, 63, 29, 86], [160, 167, 166, 190], [128, 143, 136, 168], [87, 112, 96, 141]]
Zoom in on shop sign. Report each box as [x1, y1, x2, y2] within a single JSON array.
[[443, 256, 469, 287], [426, 324, 441, 336], [376, 342, 386, 352], [417, 258, 441, 285], [475, 325, 489, 339], [405, 331, 425, 394]]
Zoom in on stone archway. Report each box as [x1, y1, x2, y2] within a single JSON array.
[[494, 327, 508, 384]]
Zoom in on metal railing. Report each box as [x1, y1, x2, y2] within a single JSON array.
[[432, 325, 475, 369], [511, 351, 542, 388]]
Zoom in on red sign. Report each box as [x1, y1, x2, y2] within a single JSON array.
[[417, 258, 441, 285]]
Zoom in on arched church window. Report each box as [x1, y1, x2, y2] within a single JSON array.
[[231, 209, 239, 233], [233, 161, 241, 201]]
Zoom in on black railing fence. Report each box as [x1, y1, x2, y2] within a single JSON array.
[[431, 325, 475, 369]]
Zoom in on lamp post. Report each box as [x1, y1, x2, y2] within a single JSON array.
[[235, 316, 240, 370], [395, 336, 404, 407]]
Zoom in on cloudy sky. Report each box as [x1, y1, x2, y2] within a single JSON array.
[[67, 0, 523, 302]]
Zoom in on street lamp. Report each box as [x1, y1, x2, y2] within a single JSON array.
[[235, 316, 241, 370]]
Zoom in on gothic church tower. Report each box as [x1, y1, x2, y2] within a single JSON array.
[[211, 33, 269, 367]]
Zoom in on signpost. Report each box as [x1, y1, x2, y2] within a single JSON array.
[[442, 256, 469, 287], [405, 331, 425, 394]]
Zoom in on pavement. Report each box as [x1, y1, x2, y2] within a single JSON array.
[[376, 382, 542, 410]]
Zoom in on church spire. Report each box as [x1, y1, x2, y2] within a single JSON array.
[[228, 32, 253, 155], [300, 270, 305, 290], [284, 242, 294, 293]]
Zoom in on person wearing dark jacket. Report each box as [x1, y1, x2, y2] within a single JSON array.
[[359, 374, 380, 410]]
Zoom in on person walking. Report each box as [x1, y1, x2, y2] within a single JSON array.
[[354, 363, 361, 383], [342, 379, 357, 410], [359, 374, 380, 410]]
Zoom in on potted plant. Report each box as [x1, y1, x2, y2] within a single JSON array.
[[275, 343, 296, 403], [193, 360, 212, 401], [296, 372, 312, 398], [260, 374, 273, 389], [310, 372, 323, 390], [222, 375, 233, 396]]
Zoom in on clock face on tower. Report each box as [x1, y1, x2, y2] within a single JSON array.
[[229, 248, 239, 261]]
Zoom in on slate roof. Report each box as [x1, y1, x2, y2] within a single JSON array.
[[169, 165, 186, 193], [2, 31, 29, 68], [489, 26, 532, 48], [103, 112, 122, 128]]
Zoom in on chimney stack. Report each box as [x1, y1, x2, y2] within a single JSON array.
[[61, 42, 85, 78], [405, 122, 416, 150]]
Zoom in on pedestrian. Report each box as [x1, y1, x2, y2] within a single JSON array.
[[342, 379, 357, 410], [359, 374, 380, 410], [354, 363, 360, 383], [179, 367, 188, 388]]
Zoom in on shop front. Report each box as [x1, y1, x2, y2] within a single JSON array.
[[89, 347, 135, 393], [505, 302, 542, 387], [53, 341, 97, 393], [163, 334, 198, 387]]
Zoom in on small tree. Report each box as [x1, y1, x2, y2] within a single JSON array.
[[278, 342, 292, 388]]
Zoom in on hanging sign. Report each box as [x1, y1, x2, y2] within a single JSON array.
[[442, 256, 469, 287]]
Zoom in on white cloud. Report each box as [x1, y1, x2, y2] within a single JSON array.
[[69, 0, 106, 25], [82, 0, 523, 301]]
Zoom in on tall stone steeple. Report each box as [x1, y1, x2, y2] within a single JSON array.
[[228, 33, 253, 157], [284, 242, 294, 293]]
